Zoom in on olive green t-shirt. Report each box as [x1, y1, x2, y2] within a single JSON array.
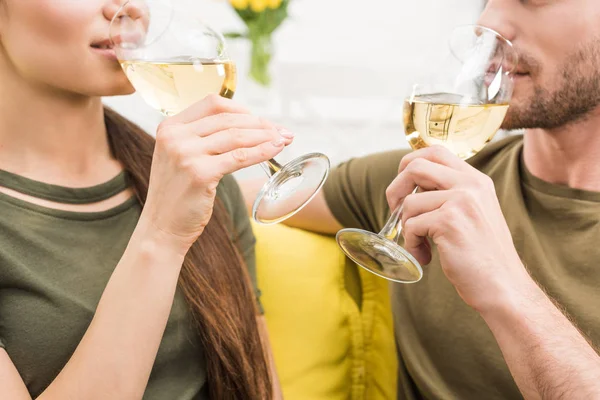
[[323, 135, 600, 399], [0, 171, 258, 399]]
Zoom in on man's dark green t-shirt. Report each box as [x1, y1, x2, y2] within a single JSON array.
[[323, 135, 600, 399], [0, 171, 258, 399]]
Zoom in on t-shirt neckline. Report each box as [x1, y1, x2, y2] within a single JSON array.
[[519, 154, 600, 203], [0, 169, 138, 221], [0, 169, 130, 204]]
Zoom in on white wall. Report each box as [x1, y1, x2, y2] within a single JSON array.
[[104, 0, 485, 177]]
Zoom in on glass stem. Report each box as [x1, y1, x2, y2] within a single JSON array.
[[260, 158, 283, 177], [379, 187, 419, 243]]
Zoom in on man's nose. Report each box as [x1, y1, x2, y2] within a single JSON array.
[[477, 0, 517, 43]]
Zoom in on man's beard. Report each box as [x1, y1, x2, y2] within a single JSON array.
[[502, 40, 600, 131]]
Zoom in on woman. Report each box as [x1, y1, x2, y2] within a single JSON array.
[[0, 0, 292, 399]]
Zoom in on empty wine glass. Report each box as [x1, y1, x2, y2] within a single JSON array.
[[336, 25, 518, 283], [109, 0, 330, 225]]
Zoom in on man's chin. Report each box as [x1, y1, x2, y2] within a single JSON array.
[[500, 91, 538, 130], [500, 107, 533, 131]]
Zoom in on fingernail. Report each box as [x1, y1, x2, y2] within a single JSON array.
[[272, 138, 285, 147], [277, 128, 295, 139]]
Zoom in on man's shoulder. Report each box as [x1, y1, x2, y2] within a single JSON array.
[[468, 134, 524, 172], [328, 134, 523, 194], [342, 134, 523, 178]]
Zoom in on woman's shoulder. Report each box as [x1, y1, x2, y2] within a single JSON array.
[[216, 175, 256, 270], [215, 174, 254, 245], [216, 174, 244, 218]]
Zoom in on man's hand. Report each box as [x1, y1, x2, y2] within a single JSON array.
[[387, 145, 600, 399], [386, 145, 531, 312]]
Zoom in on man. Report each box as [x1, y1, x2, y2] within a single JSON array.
[[243, 0, 600, 398]]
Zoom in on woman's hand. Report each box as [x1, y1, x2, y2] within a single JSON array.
[[386, 145, 529, 312], [140, 95, 293, 255]]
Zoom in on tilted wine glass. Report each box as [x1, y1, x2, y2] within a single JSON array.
[[109, 0, 330, 225], [336, 25, 518, 283]]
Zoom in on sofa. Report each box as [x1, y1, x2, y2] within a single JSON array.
[[253, 221, 398, 399]]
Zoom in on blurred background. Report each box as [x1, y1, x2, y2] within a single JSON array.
[[104, 0, 487, 179]]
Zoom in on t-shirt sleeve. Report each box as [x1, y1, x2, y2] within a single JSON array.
[[323, 149, 411, 233], [217, 174, 262, 313]]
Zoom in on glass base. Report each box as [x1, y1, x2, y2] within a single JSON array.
[[336, 228, 423, 283], [252, 152, 330, 225]]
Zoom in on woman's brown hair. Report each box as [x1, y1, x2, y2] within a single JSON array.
[[103, 107, 272, 399]]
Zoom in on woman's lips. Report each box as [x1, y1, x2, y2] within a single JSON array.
[[91, 45, 118, 61]]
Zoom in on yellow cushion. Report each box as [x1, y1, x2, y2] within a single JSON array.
[[252, 221, 398, 400]]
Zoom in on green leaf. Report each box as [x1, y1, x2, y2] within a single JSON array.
[[223, 32, 248, 39]]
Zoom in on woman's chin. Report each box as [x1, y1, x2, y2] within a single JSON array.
[[117, 84, 136, 96], [101, 81, 136, 97]]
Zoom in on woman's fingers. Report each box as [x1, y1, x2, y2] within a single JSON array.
[[177, 127, 292, 156], [186, 113, 278, 137], [215, 140, 287, 176], [162, 94, 249, 126]]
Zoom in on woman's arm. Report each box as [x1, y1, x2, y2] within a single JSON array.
[[39, 225, 185, 399], [0, 96, 291, 400], [0, 350, 30, 400], [0, 224, 184, 400]]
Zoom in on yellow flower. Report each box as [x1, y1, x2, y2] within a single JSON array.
[[230, 0, 249, 10], [267, 0, 282, 9], [249, 0, 268, 13]]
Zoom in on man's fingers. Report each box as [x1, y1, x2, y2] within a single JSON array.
[[398, 145, 471, 174], [401, 190, 452, 227], [402, 210, 441, 266], [386, 159, 461, 209]]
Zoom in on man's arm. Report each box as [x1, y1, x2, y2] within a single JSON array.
[[386, 145, 600, 399], [483, 279, 600, 400]]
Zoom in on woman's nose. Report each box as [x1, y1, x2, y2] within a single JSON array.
[[103, 0, 148, 23]]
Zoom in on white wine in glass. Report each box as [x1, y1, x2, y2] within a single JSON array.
[[120, 58, 237, 115], [404, 93, 509, 160], [336, 25, 518, 284]]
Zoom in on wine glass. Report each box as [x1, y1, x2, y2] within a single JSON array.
[[336, 25, 518, 283], [109, 0, 330, 225]]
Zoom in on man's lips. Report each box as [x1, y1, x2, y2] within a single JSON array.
[[483, 70, 529, 87]]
